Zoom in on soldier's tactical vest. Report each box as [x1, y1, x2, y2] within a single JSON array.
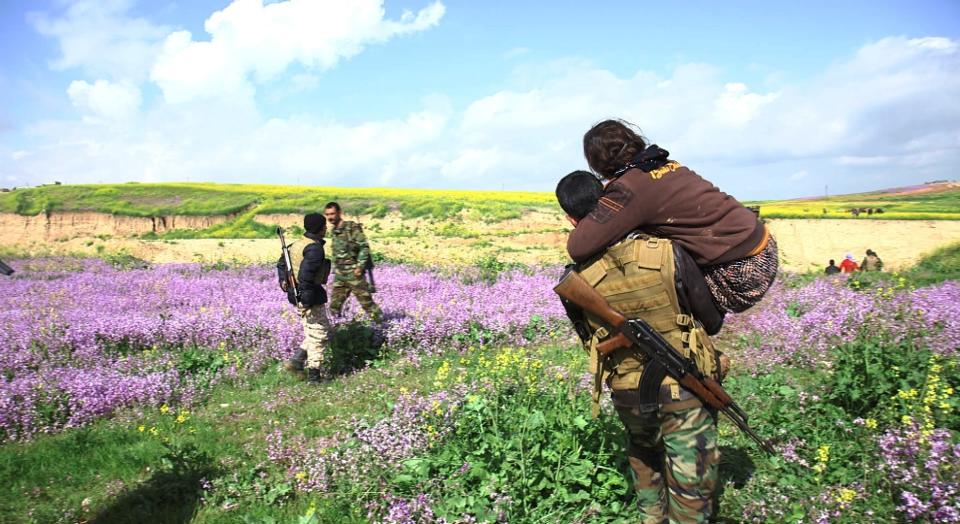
[[576, 236, 726, 416], [289, 239, 332, 285]]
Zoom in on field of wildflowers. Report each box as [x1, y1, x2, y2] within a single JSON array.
[[0, 251, 958, 523], [0, 259, 565, 442]]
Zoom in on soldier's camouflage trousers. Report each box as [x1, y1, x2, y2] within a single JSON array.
[[300, 305, 330, 370], [614, 392, 719, 524], [329, 275, 382, 320]]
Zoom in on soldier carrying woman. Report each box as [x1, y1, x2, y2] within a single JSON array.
[[557, 119, 778, 523]]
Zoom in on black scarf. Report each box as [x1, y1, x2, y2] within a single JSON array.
[[611, 144, 671, 179]]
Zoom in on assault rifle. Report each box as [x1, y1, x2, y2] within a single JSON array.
[[554, 271, 776, 455], [0, 259, 13, 276], [276, 227, 302, 307], [364, 257, 376, 293]]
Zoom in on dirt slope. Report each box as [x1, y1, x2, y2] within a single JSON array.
[[3, 210, 957, 272]]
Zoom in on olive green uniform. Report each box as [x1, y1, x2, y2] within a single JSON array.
[[328, 220, 382, 320]]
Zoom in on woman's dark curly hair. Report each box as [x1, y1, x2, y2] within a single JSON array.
[[582, 119, 648, 179]]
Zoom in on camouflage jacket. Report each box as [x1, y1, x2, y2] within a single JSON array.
[[329, 220, 370, 275]]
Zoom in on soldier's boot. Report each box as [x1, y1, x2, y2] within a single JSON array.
[[306, 367, 327, 384], [283, 349, 308, 375]]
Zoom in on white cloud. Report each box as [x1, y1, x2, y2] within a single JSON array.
[[444, 36, 959, 195], [713, 82, 780, 126], [30, 0, 170, 82], [8, 27, 960, 199], [150, 0, 445, 103], [440, 148, 504, 180], [67, 80, 141, 121]]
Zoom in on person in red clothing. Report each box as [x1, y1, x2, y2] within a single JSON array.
[[567, 119, 779, 314], [839, 253, 860, 273]]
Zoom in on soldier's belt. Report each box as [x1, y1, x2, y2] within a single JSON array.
[[610, 384, 703, 414]]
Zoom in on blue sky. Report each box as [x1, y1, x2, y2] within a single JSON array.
[[1, 0, 958, 199]]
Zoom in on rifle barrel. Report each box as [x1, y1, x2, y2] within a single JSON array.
[[276, 227, 301, 306], [721, 406, 775, 454]]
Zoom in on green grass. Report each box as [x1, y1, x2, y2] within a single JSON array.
[[746, 183, 960, 220], [896, 241, 960, 286], [0, 184, 262, 217], [0, 354, 440, 523], [0, 183, 555, 222], [5, 182, 956, 242], [151, 209, 279, 239], [2, 326, 955, 522], [5, 182, 957, 221]]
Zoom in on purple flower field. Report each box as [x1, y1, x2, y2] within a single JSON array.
[[725, 276, 960, 370], [2, 256, 959, 522], [0, 259, 566, 441]]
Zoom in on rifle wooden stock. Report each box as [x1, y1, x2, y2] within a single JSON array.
[[596, 332, 631, 355], [554, 271, 627, 330]]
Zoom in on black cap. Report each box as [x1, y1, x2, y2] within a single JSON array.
[[304, 213, 325, 235]]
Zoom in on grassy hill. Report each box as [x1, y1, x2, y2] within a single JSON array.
[[1, 181, 957, 241], [745, 181, 960, 220], [0, 182, 554, 221]]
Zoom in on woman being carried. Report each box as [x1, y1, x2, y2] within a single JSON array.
[[567, 119, 778, 313]]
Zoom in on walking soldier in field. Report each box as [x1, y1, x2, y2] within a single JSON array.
[[277, 213, 332, 383], [323, 202, 383, 321]]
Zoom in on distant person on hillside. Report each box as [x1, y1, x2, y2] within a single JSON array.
[[324, 202, 382, 321], [861, 249, 883, 272], [824, 259, 840, 275], [839, 253, 860, 273], [566, 119, 778, 314]]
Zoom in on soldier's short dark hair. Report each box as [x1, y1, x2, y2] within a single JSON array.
[[556, 170, 603, 220], [324, 202, 341, 212]]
